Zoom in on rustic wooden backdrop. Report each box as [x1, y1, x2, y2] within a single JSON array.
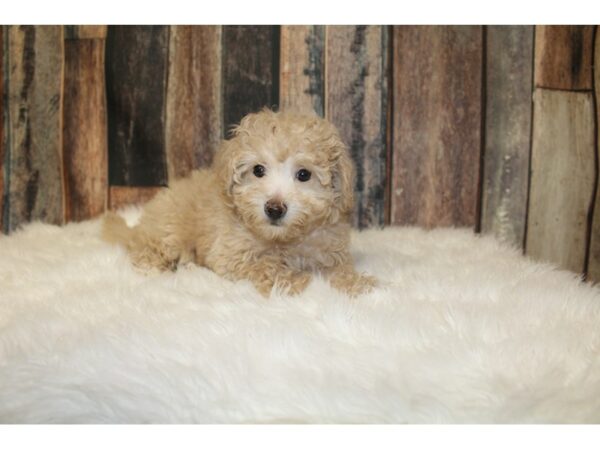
[[1, 25, 600, 280]]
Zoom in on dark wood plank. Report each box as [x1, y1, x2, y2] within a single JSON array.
[[391, 26, 483, 228], [280, 25, 325, 116], [63, 39, 108, 222], [480, 26, 534, 248], [165, 26, 222, 181], [526, 89, 595, 274], [326, 25, 388, 229], [585, 29, 600, 282], [222, 26, 279, 133], [534, 26, 594, 91], [4, 26, 65, 231], [65, 26, 107, 40], [105, 25, 168, 186], [109, 186, 162, 210]]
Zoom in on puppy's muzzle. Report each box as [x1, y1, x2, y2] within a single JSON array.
[[264, 199, 287, 222]]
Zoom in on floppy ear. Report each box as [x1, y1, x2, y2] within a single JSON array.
[[331, 136, 356, 219], [212, 138, 249, 201]]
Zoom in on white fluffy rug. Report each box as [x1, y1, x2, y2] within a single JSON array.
[[2, 208, 600, 423]]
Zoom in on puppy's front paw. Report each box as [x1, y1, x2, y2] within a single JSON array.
[[329, 268, 377, 297], [274, 270, 312, 296]]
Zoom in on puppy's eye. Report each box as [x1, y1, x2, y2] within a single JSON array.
[[253, 165, 266, 178], [296, 169, 311, 182]]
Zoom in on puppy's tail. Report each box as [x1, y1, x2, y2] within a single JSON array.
[[101, 212, 134, 247]]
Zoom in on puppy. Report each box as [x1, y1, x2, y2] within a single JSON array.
[[102, 109, 376, 297]]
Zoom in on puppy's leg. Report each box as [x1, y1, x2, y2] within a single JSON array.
[[234, 257, 311, 297], [327, 264, 377, 297], [126, 230, 180, 273]]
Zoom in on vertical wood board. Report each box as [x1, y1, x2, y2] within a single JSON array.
[[326, 25, 388, 228], [166, 25, 222, 181], [534, 25, 594, 91], [105, 25, 169, 186], [391, 26, 483, 228], [280, 25, 325, 116], [5, 25, 65, 231], [108, 186, 162, 210], [222, 26, 279, 134], [480, 25, 534, 248], [63, 38, 108, 222], [0, 27, 4, 232], [65, 26, 107, 40], [526, 89, 595, 275], [585, 28, 600, 281]]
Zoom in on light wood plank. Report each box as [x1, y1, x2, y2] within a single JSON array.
[[526, 89, 595, 275], [108, 186, 162, 211], [0, 26, 5, 232], [280, 25, 325, 116], [534, 25, 594, 91], [63, 38, 108, 222], [326, 25, 388, 228], [391, 26, 483, 228], [5, 25, 65, 231], [480, 25, 534, 248], [165, 26, 222, 181], [65, 26, 107, 40], [585, 29, 600, 282]]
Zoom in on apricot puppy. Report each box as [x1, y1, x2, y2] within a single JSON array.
[[102, 109, 376, 297]]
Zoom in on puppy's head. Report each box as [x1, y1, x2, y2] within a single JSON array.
[[213, 109, 355, 242]]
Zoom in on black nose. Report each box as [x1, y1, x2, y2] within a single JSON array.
[[264, 200, 287, 220]]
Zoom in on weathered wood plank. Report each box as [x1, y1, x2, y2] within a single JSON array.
[[105, 25, 168, 186], [63, 39, 108, 222], [108, 186, 162, 210], [585, 29, 600, 282], [526, 89, 595, 275], [222, 26, 279, 133], [1, 26, 5, 232], [480, 25, 534, 248], [165, 25, 222, 181], [65, 26, 107, 40], [534, 25, 594, 91], [5, 26, 65, 231], [391, 26, 483, 228], [280, 25, 324, 116], [326, 25, 388, 228]]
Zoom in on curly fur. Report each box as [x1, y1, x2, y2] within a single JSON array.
[[102, 110, 376, 297]]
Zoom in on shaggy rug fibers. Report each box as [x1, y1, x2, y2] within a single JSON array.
[[1, 208, 600, 423]]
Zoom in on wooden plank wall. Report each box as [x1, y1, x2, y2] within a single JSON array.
[[3, 25, 600, 283], [526, 26, 597, 277], [480, 26, 533, 248], [391, 26, 482, 228], [63, 26, 108, 222], [3, 26, 65, 232]]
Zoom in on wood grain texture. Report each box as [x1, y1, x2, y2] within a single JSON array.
[[222, 26, 279, 133], [585, 29, 600, 282], [63, 39, 108, 222], [280, 25, 325, 116], [4, 26, 65, 231], [1, 27, 4, 232], [526, 89, 595, 275], [106, 25, 168, 186], [534, 26, 594, 91], [108, 186, 162, 210], [326, 25, 388, 228], [480, 26, 534, 248], [166, 26, 222, 181], [65, 26, 107, 40], [391, 26, 483, 228]]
